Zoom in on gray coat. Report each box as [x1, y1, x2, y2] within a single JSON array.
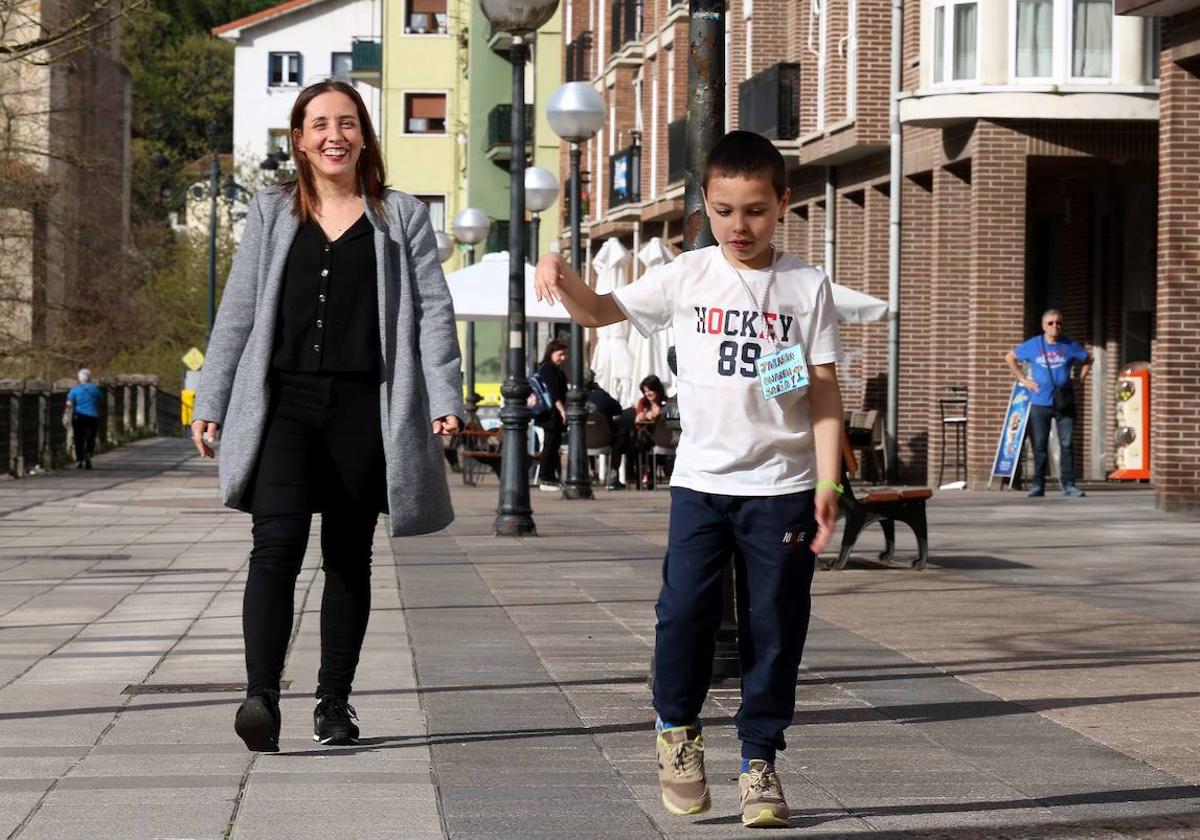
[[193, 186, 464, 536]]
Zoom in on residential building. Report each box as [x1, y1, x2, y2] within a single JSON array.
[[563, 0, 1182, 501], [1117, 0, 1200, 511], [0, 0, 131, 366], [381, 0, 562, 392], [213, 0, 383, 179]]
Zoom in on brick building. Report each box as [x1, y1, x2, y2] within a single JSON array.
[[559, 0, 1194, 506], [1116, 0, 1200, 511]]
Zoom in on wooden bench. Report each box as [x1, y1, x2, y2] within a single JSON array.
[[458, 427, 502, 487], [826, 436, 932, 570]]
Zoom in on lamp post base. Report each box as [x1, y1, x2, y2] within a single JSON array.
[[493, 512, 538, 537], [561, 481, 593, 500]]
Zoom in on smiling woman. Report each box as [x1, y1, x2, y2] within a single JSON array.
[[190, 79, 464, 757]]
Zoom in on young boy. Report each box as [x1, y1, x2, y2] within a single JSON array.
[[534, 130, 843, 828]]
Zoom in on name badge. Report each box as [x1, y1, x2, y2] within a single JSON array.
[[756, 344, 809, 400]]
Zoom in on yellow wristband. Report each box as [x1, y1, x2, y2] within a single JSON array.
[[815, 479, 844, 496]]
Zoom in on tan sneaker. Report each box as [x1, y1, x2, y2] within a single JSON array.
[[655, 726, 711, 815], [738, 759, 789, 828]]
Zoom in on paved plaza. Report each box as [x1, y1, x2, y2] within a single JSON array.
[[1, 437, 1199, 839]]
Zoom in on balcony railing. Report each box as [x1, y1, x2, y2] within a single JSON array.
[[738, 62, 800, 140], [486, 104, 534, 164], [350, 38, 382, 79], [667, 118, 686, 185], [565, 31, 593, 82], [562, 171, 592, 223], [609, 144, 641, 208], [611, 0, 641, 54], [484, 220, 510, 255]]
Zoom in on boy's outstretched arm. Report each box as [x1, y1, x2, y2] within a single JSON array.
[[534, 254, 626, 328], [807, 363, 844, 555]]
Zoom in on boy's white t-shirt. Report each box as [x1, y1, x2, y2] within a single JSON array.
[[612, 245, 840, 496]]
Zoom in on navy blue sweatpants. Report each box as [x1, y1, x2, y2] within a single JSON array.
[[653, 487, 817, 763]]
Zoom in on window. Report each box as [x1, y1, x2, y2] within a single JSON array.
[[1015, 0, 1053, 77], [415, 195, 446, 232], [331, 52, 353, 79], [267, 128, 292, 157], [1145, 17, 1161, 81], [268, 52, 302, 87], [406, 0, 449, 34], [404, 93, 447, 134], [932, 0, 977, 83], [1012, 0, 1115, 82], [1072, 0, 1111, 78]]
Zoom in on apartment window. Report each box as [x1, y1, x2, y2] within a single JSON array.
[[415, 195, 447, 232], [267, 128, 292, 158], [932, 0, 977, 83], [1145, 17, 1161, 81], [406, 0, 449, 34], [1072, 0, 1111, 78], [331, 52, 353, 79], [404, 93, 447, 134], [1015, 0, 1053, 77], [268, 52, 302, 87]]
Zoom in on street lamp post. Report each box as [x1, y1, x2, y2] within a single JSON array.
[[548, 83, 606, 501], [524, 166, 559, 377], [479, 0, 559, 536], [452, 208, 491, 426]]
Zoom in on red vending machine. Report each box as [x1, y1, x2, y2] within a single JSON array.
[[1109, 362, 1150, 481]]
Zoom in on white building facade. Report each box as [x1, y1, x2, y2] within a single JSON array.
[[214, 0, 383, 177]]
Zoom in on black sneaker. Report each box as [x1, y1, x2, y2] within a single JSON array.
[[234, 694, 280, 753], [313, 696, 359, 745]]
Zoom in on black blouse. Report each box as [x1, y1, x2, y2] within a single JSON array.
[[536, 361, 568, 405], [272, 213, 380, 373]]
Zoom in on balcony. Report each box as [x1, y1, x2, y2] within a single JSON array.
[[738, 62, 800, 140], [562, 171, 592, 223], [610, 0, 641, 56], [565, 31, 593, 82], [609, 143, 641, 209], [485, 104, 534, 166], [488, 23, 512, 56], [350, 38, 382, 85], [667, 118, 686, 185], [484, 220, 510, 255]]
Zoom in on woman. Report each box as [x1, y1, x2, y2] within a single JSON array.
[[191, 80, 463, 752], [629, 375, 668, 488], [64, 368, 103, 469], [535, 339, 568, 491]]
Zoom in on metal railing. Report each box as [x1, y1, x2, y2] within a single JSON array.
[[0, 375, 165, 477], [562, 171, 592, 223], [486, 104, 535, 150], [611, 0, 641, 53], [667, 118, 686, 185], [565, 31, 593, 82], [351, 38, 382, 72], [738, 62, 801, 140], [609, 144, 641, 208]]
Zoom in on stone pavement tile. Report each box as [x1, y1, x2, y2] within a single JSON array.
[[0, 790, 55, 839], [13, 785, 236, 840], [230, 780, 441, 840]]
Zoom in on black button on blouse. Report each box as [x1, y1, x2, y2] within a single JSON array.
[[272, 213, 380, 373]]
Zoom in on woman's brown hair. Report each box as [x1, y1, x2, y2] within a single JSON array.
[[286, 80, 386, 222]]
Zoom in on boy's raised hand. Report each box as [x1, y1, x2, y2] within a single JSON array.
[[534, 253, 567, 307]]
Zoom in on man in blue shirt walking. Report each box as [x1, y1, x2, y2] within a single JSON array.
[[1004, 310, 1092, 497], [64, 369, 103, 469]]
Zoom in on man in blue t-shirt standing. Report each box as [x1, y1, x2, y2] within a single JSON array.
[[64, 368, 104, 469], [1004, 310, 1091, 497]]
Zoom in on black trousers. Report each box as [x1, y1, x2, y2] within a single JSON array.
[[538, 412, 564, 482], [244, 371, 386, 701], [72, 413, 99, 462]]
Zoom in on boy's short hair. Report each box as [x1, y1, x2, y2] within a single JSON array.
[[702, 130, 787, 199]]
